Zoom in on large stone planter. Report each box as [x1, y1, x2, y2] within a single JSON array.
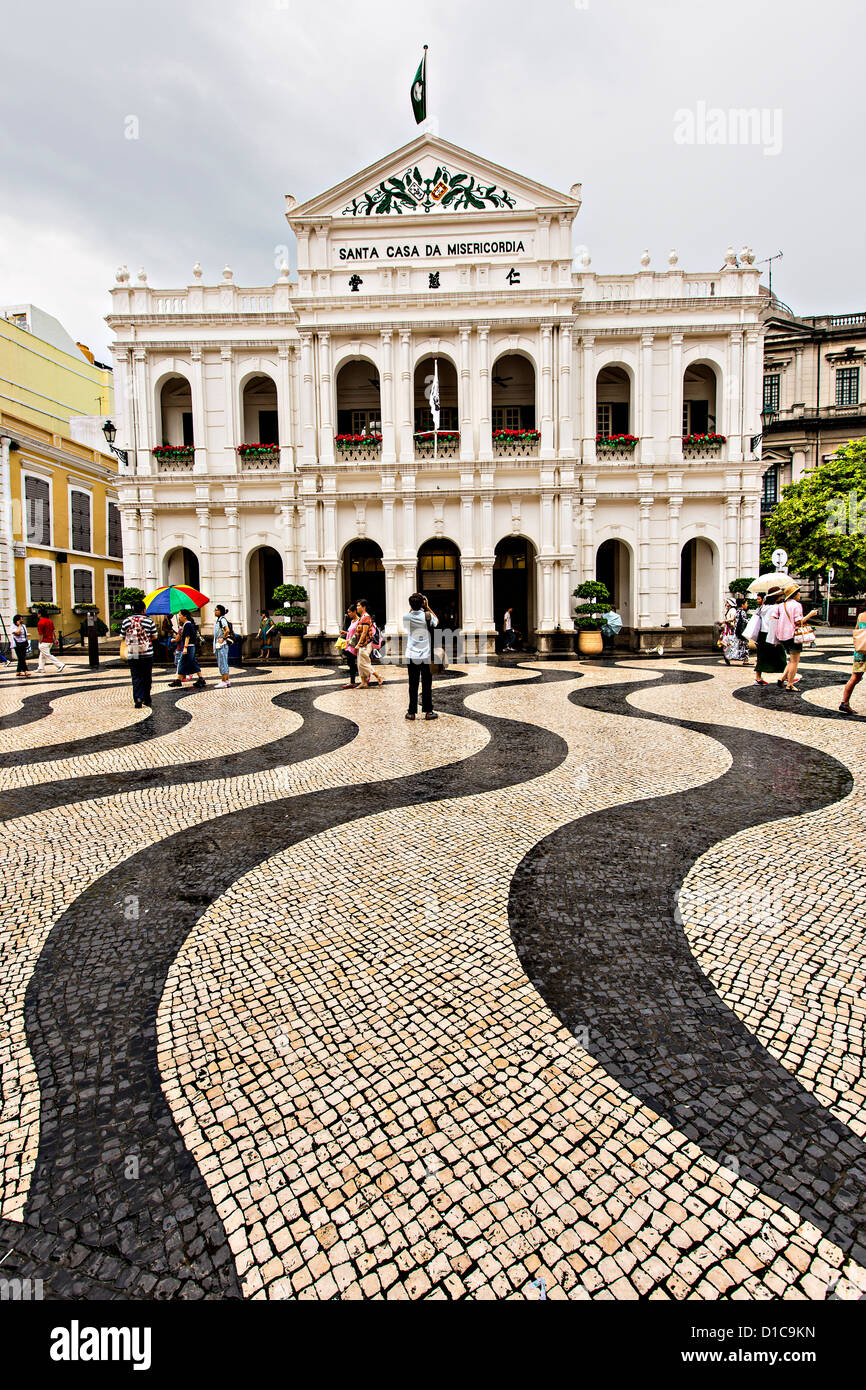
[[279, 634, 304, 660], [577, 628, 604, 656]]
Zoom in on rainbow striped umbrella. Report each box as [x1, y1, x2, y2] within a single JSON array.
[[144, 583, 210, 615]]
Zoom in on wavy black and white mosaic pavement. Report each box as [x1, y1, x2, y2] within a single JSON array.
[[1, 648, 864, 1299]]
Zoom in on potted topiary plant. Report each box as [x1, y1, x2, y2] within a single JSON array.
[[271, 583, 309, 659], [573, 580, 612, 656]]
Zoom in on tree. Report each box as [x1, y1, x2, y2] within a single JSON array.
[[764, 440, 866, 595]]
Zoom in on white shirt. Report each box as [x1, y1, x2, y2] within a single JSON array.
[[504, 612, 513, 631], [404, 608, 438, 661]]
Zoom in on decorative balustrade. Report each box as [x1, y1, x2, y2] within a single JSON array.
[[153, 296, 187, 313], [683, 433, 725, 459], [237, 445, 281, 471], [414, 432, 460, 461], [683, 279, 718, 298], [335, 434, 382, 463], [152, 447, 194, 472], [493, 431, 540, 460]]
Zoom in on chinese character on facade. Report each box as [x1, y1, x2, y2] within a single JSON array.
[[349, 274, 363, 292], [428, 271, 440, 289], [506, 267, 520, 285]]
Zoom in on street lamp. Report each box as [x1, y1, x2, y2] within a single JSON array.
[[102, 418, 129, 466], [751, 407, 779, 457]]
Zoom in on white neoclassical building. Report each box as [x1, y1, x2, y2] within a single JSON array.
[[107, 134, 766, 652]]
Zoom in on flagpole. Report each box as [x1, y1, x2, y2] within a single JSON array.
[[433, 354, 438, 460], [424, 45, 429, 130]]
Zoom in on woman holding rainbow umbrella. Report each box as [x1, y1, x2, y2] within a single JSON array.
[[144, 583, 209, 689]]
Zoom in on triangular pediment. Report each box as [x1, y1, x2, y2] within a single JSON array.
[[288, 135, 580, 223]]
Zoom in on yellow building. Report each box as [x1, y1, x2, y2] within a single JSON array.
[[0, 306, 124, 641]]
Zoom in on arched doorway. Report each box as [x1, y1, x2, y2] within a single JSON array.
[[491, 354, 536, 432], [682, 364, 718, 437], [248, 546, 284, 627], [414, 357, 459, 433], [493, 536, 536, 645], [163, 546, 200, 590], [343, 539, 385, 625], [158, 376, 194, 445], [596, 539, 632, 627], [241, 376, 279, 444], [417, 538, 460, 628], [680, 537, 717, 626], [335, 359, 381, 436], [595, 365, 632, 438]]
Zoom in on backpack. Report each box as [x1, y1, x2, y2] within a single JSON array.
[[125, 614, 148, 660]]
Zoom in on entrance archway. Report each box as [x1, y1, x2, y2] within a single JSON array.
[[163, 546, 200, 590], [343, 539, 385, 625], [248, 546, 284, 628], [680, 537, 717, 626], [596, 539, 632, 627], [493, 536, 536, 645], [417, 538, 460, 628]]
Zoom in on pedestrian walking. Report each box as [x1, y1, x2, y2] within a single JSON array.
[[10, 615, 31, 677], [35, 610, 65, 674], [354, 598, 384, 688], [258, 611, 277, 663], [722, 595, 750, 666], [340, 604, 359, 688], [169, 609, 207, 688], [839, 605, 866, 714], [404, 592, 438, 721], [213, 604, 234, 688], [776, 588, 819, 694], [502, 607, 517, 651], [751, 589, 786, 686], [120, 600, 157, 707]]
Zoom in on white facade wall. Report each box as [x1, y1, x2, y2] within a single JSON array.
[[106, 135, 766, 648]]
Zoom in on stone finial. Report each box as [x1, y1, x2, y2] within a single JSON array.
[[115, 265, 130, 283], [278, 260, 290, 281], [578, 248, 591, 268], [137, 266, 147, 283], [740, 246, 756, 265], [724, 246, 738, 267], [668, 249, 679, 267], [222, 265, 233, 282], [569, 182, 582, 200], [640, 249, 651, 268], [192, 262, 203, 280], [285, 194, 298, 213]]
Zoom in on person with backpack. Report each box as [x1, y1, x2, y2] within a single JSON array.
[[10, 615, 31, 677], [169, 609, 207, 689], [369, 609, 386, 674], [403, 592, 438, 720], [213, 604, 234, 688], [120, 600, 157, 707]]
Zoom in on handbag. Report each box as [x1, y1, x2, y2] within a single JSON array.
[[853, 626, 866, 654], [334, 637, 347, 652], [793, 624, 816, 647], [743, 613, 761, 642]]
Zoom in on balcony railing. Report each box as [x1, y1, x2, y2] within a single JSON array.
[[682, 434, 725, 460], [414, 432, 460, 461], [335, 434, 382, 463], [152, 447, 194, 472], [493, 430, 540, 459], [237, 445, 281, 471]]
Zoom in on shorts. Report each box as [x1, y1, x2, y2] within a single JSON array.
[[853, 652, 866, 675]]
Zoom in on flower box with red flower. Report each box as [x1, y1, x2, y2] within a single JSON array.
[[335, 433, 383, 449], [152, 444, 195, 469], [493, 428, 541, 441], [596, 433, 639, 450], [683, 432, 726, 447], [237, 443, 281, 458]]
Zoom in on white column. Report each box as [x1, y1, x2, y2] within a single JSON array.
[[459, 326, 473, 462], [540, 561, 554, 630], [638, 496, 653, 625], [300, 332, 316, 462], [727, 330, 743, 462], [478, 326, 492, 461], [278, 502, 295, 586], [134, 349, 152, 473], [223, 349, 239, 475], [323, 563, 339, 635], [191, 347, 207, 474], [277, 345, 293, 472], [480, 474, 495, 557], [741, 493, 761, 575], [119, 504, 142, 590], [743, 331, 761, 448], [640, 333, 654, 465], [540, 326, 555, 458], [724, 491, 740, 593], [579, 496, 596, 582], [401, 474, 417, 559], [318, 333, 334, 465], [791, 446, 808, 482], [224, 503, 241, 617], [383, 561, 398, 635], [380, 329, 396, 466], [398, 330, 413, 464], [540, 486, 555, 557], [581, 336, 596, 462], [140, 507, 157, 590], [667, 496, 683, 626], [558, 324, 574, 458], [669, 333, 684, 462], [559, 476, 575, 622], [461, 562, 475, 631], [480, 562, 495, 634]]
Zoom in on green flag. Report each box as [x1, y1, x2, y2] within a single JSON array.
[[411, 47, 427, 124]]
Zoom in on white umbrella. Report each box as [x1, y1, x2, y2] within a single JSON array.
[[747, 572, 799, 599]]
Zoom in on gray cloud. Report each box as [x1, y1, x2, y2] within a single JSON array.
[[2, 0, 862, 359]]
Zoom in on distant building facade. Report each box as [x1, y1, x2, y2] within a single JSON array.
[[107, 135, 766, 651], [0, 306, 123, 635], [760, 305, 866, 520]]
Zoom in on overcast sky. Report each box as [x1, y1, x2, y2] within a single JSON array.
[[2, 0, 863, 361]]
